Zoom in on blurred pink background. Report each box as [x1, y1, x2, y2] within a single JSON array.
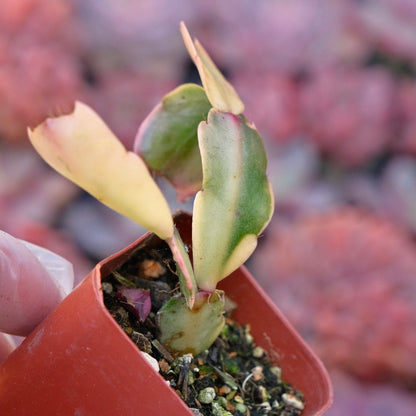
[[2, 1, 416, 414]]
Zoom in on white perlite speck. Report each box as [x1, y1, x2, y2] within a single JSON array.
[[282, 393, 305, 410], [198, 387, 216, 404]]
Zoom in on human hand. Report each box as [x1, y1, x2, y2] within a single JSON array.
[[0, 231, 74, 362]]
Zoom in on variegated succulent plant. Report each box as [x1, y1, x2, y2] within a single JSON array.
[[28, 23, 274, 356]]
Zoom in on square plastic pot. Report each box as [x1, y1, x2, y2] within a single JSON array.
[[0, 212, 332, 415]]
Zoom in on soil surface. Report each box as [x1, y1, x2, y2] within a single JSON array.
[[102, 240, 304, 416]]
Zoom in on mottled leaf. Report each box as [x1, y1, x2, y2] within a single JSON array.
[[180, 22, 244, 115], [135, 84, 211, 201], [158, 290, 225, 356], [193, 109, 274, 291], [28, 101, 173, 240]]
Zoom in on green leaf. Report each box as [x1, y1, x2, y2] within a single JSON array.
[[158, 290, 225, 356], [180, 22, 244, 115], [193, 109, 274, 292], [135, 84, 211, 201], [28, 101, 174, 240]]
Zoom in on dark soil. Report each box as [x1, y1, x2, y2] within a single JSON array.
[[102, 241, 304, 416]]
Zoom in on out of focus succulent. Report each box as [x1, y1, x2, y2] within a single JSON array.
[[344, 155, 416, 236], [395, 79, 416, 155], [231, 71, 301, 142], [326, 370, 416, 416], [299, 67, 397, 166], [83, 71, 176, 148], [196, 0, 364, 73], [0, 0, 83, 142], [351, 0, 416, 65], [71, 0, 196, 78], [251, 208, 416, 386]]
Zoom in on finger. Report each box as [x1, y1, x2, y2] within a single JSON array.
[[0, 230, 74, 336]]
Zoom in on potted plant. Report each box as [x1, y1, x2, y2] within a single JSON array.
[[0, 23, 332, 415]]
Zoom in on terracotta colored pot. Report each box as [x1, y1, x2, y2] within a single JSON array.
[[0, 212, 332, 415]]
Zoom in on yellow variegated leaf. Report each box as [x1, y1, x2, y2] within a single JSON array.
[[28, 101, 173, 240], [180, 22, 244, 115], [193, 110, 274, 292]]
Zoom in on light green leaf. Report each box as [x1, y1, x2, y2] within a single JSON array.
[[180, 22, 244, 115], [28, 101, 174, 240], [158, 290, 225, 356], [193, 109, 274, 292], [135, 84, 211, 201]]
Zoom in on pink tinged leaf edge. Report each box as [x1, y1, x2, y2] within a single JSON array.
[[166, 228, 196, 308], [179, 22, 244, 115]]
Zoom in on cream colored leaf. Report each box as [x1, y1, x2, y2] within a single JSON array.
[[28, 101, 173, 240]]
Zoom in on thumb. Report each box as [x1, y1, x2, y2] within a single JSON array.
[[0, 230, 74, 336]]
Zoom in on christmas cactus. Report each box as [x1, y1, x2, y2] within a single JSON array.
[[28, 23, 274, 356]]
